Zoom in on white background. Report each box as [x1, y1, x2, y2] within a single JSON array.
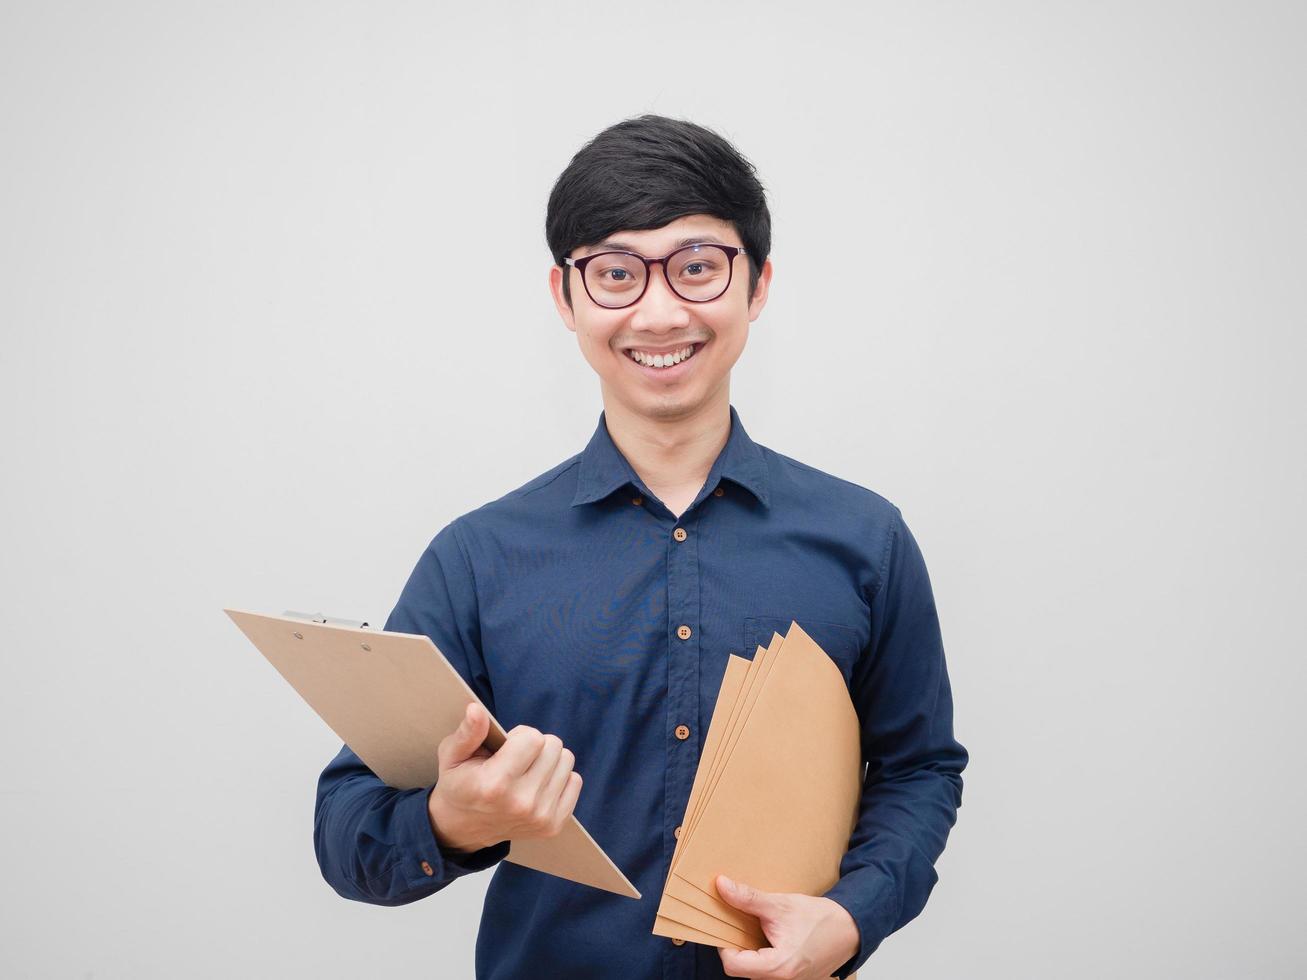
[[2, 2, 1304, 977]]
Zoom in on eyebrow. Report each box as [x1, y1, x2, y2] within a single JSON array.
[[582, 235, 728, 256]]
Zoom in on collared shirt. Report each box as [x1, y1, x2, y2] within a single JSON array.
[[314, 404, 967, 979]]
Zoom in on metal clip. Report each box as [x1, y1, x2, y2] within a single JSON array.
[[283, 609, 370, 630]]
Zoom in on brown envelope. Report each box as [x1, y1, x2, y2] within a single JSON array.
[[654, 637, 781, 945], [656, 635, 779, 944], [683, 634, 784, 864], [224, 608, 639, 899], [654, 653, 758, 946], [653, 621, 861, 949]]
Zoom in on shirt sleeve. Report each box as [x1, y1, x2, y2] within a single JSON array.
[[312, 520, 510, 905], [821, 506, 968, 977]]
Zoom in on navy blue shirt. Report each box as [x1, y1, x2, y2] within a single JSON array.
[[314, 404, 967, 979]]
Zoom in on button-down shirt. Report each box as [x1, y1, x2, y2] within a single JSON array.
[[314, 404, 967, 979]]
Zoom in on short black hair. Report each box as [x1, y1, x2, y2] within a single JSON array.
[[545, 114, 771, 309]]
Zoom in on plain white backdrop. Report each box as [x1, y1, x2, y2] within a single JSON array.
[[2, 2, 1304, 977]]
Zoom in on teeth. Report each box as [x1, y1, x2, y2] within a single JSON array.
[[628, 344, 697, 368]]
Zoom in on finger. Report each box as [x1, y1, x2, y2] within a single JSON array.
[[539, 745, 576, 815], [556, 771, 582, 824], [719, 944, 787, 978], [716, 875, 774, 917], [542, 768, 583, 836], [482, 725, 546, 782], [519, 733, 564, 798], [438, 701, 491, 770]]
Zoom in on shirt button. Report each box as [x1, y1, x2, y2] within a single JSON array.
[[420, 860, 434, 876], [631, 495, 643, 506], [671, 937, 686, 946], [713, 486, 725, 497], [673, 527, 687, 542], [674, 724, 690, 740], [674, 825, 683, 839], [677, 624, 692, 640]]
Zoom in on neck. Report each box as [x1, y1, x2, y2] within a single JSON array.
[[600, 387, 732, 502]]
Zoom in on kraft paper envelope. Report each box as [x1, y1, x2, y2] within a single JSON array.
[[664, 631, 790, 938], [655, 653, 757, 947], [661, 650, 752, 889], [654, 633, 788, 944], [654, 624, 858, 952], [671, 622, 861, 923], [655, 637, 781, 946], [685, 633, 784, 858], [224, 608, 639, 899], [654, 621, 861, 945]]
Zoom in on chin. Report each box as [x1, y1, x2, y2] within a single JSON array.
[[636, 390, 707, 421]]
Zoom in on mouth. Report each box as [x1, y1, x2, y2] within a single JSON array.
[[622, 341, 705, 378]]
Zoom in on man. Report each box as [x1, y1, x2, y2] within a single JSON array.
[[314, 114, 967, 979]]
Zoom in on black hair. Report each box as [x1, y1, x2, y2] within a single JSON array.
[[545, 114, 771, 309]]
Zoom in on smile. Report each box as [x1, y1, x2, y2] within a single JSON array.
[[625, 343, 700, 370]]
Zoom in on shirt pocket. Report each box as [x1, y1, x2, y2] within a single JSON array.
[[742, 615, 863, 688]]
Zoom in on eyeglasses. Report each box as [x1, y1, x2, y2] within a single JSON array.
[[564, 243, 748, 309]]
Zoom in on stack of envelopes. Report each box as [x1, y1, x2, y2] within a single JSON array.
[[652, 620, 863, 949]]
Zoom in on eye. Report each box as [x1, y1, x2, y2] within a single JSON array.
[[677, 259, 719, 279]]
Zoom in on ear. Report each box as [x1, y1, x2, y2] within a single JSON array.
[[747, 257, 773, 323], [549, 264, 578, 334]]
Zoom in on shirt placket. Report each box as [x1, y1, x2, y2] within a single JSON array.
[[662, 502, 703, 979]]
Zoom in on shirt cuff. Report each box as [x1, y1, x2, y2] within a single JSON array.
[[822, 867, 898, 978], [392, 786, 511, 888]]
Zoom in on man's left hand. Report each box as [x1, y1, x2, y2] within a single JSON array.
[[714, 874, 860, 979]]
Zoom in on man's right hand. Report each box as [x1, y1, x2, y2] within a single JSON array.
[[427, 701, 583, 853]]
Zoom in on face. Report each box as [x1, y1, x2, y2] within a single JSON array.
[[549, 214, 772, 425]]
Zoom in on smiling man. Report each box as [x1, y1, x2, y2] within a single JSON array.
[[313, 114, 967, 980], [551, 211, 760, 518]]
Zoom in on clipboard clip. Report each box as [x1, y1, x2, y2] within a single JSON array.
[[283, 610, 371, 630]]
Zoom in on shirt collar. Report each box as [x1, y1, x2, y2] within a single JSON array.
[[571, 404, 771, 510]]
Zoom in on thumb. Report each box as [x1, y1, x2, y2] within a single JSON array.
[[715, 875, 775, 916], [440, 701, 490, 769]]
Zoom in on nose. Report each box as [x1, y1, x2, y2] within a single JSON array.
[[629, 261, 691, 332]]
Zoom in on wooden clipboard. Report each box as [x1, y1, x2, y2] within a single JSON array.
[[224, 607, 640, 899]]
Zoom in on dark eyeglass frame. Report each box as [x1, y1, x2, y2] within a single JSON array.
[[563, 243, 748, 309]]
